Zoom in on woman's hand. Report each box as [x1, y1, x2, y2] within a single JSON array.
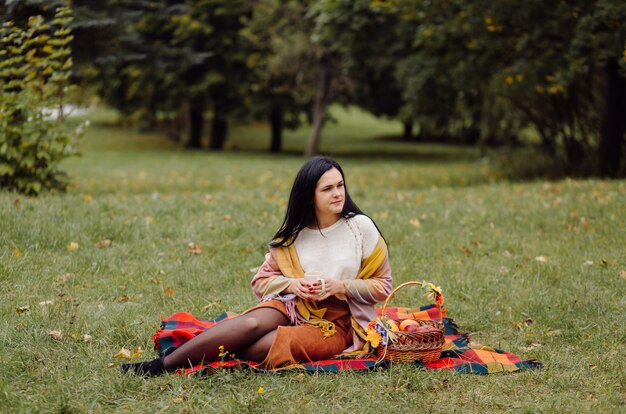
[[314, 278, 345, 301], [285, 277, 345, 301], [285, 278, 320, 301]]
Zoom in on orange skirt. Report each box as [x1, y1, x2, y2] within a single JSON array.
[[246, 296, 352, 369]]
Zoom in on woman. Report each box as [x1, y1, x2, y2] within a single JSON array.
[[122, 156, 392, 376]]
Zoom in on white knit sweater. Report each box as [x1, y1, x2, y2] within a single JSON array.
[[294, 215, 379, 281]]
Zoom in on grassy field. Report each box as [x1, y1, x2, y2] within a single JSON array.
[[1, 108, 625, 413]]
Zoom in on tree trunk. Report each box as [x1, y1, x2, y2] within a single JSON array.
[[307, 101, 326, 157], [209, 112, 228, 150], [167, 111, 185, 142], [403, 120, 413, 141], [305, 58, 333, 157], [187, 106, 203, 149], [269, 105, 283, 153], [598, 59, 626, 177]]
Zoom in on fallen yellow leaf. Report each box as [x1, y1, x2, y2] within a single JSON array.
[[409, 218, 421, 228], [113, 347, 132, 359], [67, 242, 80, 252], [223, 214, 232, 221], [14, 248, 21, 258], [512, 318, 533, 330], [131, 347, 143, 359], [83, 194, 93, 202], [534, 255, 548, 263]]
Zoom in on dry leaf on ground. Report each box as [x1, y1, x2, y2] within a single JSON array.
[[67, 242, 80, 252], [201, 301, 223, 312], [113, 348, 132, 359], [131, 347, 143, 358], [95, 239, 112, 248], [534, 255, 548, 263], [580, 217, 589, 229], [48, 330, 64, 341], [512, 318, 533, 330], [16, 306, 30, 314], [521, 343, 542, 352], [164, 287, 175, 297], [186, 243, 202, 254]]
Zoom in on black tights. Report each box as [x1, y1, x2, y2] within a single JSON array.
[[162, 307, 290, 370]]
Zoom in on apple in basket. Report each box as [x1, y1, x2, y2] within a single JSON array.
[[415, 324, 438, 333], [387, 319, 400, 332], [399, 319, 420, 332]]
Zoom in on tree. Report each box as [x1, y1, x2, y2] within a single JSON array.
[[243, 0, 316, 153], [0, 6, 84, 195], [393, 0, 626, 175], [73, 0, 252, 150]]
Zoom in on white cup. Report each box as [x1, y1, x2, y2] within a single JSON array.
[[304, 271, 325, 297]]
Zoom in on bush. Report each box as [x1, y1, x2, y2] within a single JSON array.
[[0, 7, 84, 195]]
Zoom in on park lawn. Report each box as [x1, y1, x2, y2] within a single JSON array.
[[0, 108, 624, 413]]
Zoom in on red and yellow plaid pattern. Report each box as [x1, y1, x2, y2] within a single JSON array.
[[152, 304, 542, 375]]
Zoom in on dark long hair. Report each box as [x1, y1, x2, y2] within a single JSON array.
[[270, 156, 364, 247]]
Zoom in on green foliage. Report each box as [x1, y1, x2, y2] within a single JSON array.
[[394, 0, 626, 173], [0, 7, 83, 196]]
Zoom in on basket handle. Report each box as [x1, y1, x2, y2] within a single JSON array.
[[380, 281, 443, 323]]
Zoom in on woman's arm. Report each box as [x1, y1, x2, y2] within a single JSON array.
[[342, 251, 392, 304], [251, 248, 315, 300], [250, 249, 293, 299]]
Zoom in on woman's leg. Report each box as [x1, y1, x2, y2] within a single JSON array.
[[236, 330, 278, 362], [162, 308, 289, 369], [121, 307, 290, 375]]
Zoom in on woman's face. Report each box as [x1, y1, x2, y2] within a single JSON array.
[[313, 167, 345, 221]]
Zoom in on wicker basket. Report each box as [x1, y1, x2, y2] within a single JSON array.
[[376, 281, 445, 363]]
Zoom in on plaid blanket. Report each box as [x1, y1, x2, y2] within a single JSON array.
[[152, 304, 542, 375]]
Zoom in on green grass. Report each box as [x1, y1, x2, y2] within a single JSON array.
[[1, 108, 625, 413]]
